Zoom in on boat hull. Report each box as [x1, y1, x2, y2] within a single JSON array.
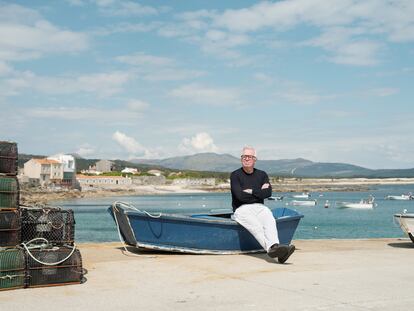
[[291, 200, 316, 206], [337, 202, 374, 209], [108, 203, 303, 254], [393, 213, 414, 243], [386, 195, 412, 200]]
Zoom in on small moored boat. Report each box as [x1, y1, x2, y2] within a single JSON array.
[[336, 195, 376, 209], [108, 202, 304, 254], [290, 199, 317, 206], [393, 212, 414, 243], [386, 193, 413, 200], [268, 195, 284, 201], [292, 192, 311, 199]]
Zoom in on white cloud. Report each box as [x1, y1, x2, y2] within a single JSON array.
[[253, 73, 274, 85], [112, 131, 146, 155], [117, 52, 175, 67], [365, 87, 399, 97], [170, 83, 243, 106], [166, 0, 414, 67], [273, 81, 335, 105], [126, 99, 149, 111], [116, 52, 205, 81], [3, 70, 132, 98], [90, 22, 161, 36], [95, 0, 160, 16], [0, 4, 89, 62], [112, 131, 159, 158], [26, 106, 142, 121], [65, 0, 85, 6], [76, 145, 95, 157], [179, 132, 218, 154], [0, 61, 13, 76]]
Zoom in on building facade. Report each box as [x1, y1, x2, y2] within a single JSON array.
[[171, 178, 216, 186], [48, 154, 76, 187], [95, 160, 115, 173], [76, 174, 132, 190], [23, 158, 63, 186]]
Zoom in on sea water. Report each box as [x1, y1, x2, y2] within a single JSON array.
[[53, 184, 414, 243]]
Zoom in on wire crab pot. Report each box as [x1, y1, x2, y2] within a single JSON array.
[[24, 242, 83, 288], [0, 247, 26, 291], [0, 141, 18, 176], [21, 206, 75, 246], [0, 176, 19, 210], [0, 209, 21, 247]]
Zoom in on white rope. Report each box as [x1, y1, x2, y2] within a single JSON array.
[[111, 202, 157, 258], [0, 274, 25, 280], [115, 201, 162, 218], [21, 238, 77, 266]]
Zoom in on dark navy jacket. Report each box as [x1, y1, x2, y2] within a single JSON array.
[[230, 167, 272, 211]]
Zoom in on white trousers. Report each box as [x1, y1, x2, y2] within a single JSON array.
[[233, 203, 279, 252]]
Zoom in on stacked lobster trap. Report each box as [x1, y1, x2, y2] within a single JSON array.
[[0, 141, 84, 291]]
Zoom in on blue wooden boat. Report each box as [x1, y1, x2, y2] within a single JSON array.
[[108, 201, 304, 254]]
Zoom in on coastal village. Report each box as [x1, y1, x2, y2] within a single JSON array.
[[17, 153, 414, 205], [18, 153, 225, 204]]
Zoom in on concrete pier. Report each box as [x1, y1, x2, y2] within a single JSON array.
[[1, 239, 413, 311]]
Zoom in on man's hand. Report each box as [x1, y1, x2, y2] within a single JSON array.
[[261, 183, 270, 189], [243, 189, 253, 194]]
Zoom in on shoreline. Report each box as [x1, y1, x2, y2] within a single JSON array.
[[19, 177, 414, 205]]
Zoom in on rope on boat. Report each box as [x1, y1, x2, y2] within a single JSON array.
[[0, 274, 26, 280], [115, 201, 162, 218], [21, 238, 77, 266], [112, 202, 157, 258]]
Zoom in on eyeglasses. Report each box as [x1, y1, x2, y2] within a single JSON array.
[[241, 155, 256, 160]]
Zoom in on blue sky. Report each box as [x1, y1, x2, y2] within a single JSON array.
[[1, 0, 414, 169]]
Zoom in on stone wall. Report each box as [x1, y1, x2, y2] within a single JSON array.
[[131, 175, 166, 185]]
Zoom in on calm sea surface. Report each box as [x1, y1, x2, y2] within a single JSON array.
[[53, 184, 414, 243]]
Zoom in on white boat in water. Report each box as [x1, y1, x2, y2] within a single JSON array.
[[292, 192, 311, 199], [268, 196, 284, 201], [336, 196, 376, 209], [291, 199, 317, 206], [386, 193, 413, 200], [393, 212, 414, 243]]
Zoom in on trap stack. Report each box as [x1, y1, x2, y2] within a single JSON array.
[[0, 140, 84, 291]]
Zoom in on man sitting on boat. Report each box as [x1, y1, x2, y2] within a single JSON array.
[[230, 146, 295, 263]]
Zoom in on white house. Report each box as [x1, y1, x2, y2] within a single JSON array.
[[147, 169, 163, 176], [24, 158, 63, 186], [48, 154, 76, 187], [121, 167, 139, 174]]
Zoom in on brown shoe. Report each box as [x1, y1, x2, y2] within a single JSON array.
[[267, 244, 289, 258], [278, 245, 295, 263]]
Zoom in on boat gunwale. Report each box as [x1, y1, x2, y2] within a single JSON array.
[[393, 213, 414, 218], [124, 209, 304, 225]]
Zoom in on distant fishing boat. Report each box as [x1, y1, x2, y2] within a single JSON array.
[[290, 199, 317, 206], [108, 201, 303, 254], [268, 195, 284, 201], [393, 211, 414, 243], [336, 195, 376, 209], [292, 192, 311, 199], [385, 193, 413, 200]]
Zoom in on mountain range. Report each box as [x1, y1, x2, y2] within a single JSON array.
[[132, 153, 414, 178], [18, 152, 414, 178]]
